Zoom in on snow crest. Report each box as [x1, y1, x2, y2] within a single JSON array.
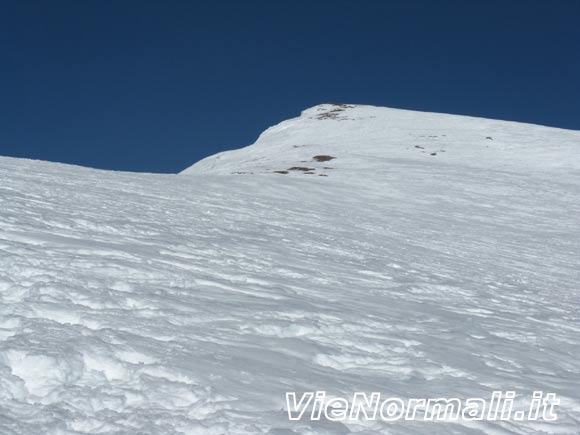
[[182, 103, 580, 177]]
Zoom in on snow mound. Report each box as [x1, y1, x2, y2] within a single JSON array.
[[181, 103, 580, 177], [1, 104, 580, 434]]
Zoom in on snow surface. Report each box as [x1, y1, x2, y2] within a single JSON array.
[[1, 104, 580, 434]]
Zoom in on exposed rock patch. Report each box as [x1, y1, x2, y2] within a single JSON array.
[[312, 155, 336, 162], [288, 167, 315, 172]]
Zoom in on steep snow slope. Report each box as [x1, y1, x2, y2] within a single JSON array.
[[1, 105, 580, 435]]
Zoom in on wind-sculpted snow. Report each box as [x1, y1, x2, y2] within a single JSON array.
[[1, 105, 580, 434]]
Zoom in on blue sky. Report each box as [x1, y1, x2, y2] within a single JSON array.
[[1, 1, 579, 173]]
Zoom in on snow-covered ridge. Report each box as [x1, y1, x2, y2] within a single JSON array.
[[181, 103, 580, 177]]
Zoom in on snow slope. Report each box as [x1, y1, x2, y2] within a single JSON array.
[[182, 104, 580, 176], [1, 104, 580, 435]]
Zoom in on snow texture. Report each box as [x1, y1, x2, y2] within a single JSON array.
[[1, 104, 579, 434]]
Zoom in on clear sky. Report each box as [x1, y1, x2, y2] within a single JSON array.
[[1, 1, 579, 173]]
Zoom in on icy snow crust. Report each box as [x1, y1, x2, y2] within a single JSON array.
[[1, 104, 580, 434]]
